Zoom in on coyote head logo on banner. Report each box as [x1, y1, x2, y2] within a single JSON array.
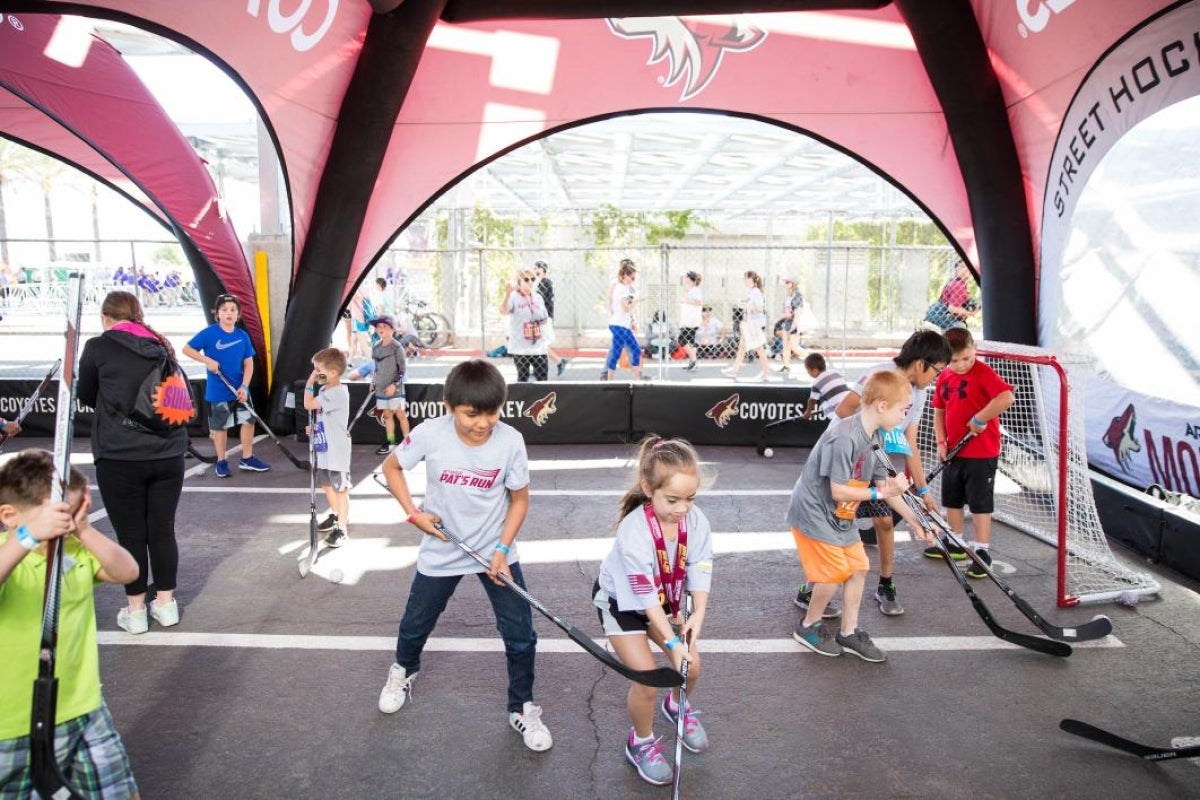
[[705, 394, 740, 429], [524, 392, 558, 427], [607, 16, 767, 102]]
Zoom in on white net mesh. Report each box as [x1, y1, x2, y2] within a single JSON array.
[[916, 340, 1159, 605]]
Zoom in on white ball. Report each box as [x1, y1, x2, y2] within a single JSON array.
[[1116, 590, 1138, 607], [329, 568, 344, 584], [763, 448, 774, 459]]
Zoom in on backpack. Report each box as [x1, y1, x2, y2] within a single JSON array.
[[124, 356, 197, 435]]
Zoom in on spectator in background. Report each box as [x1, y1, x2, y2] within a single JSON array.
[[923, 259, 979, 331], [722, 271, 777, 382], [499, 268, 550, 382], [695, 306, 725, 359], [534, 260, 570, 378], [773, 277, 808, 375], [604, 259, 645, 382], [678, 271, 704, 372]]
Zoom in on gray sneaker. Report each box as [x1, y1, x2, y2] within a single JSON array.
[[792, 620, 843, 657], [625, 731, 673, 786], [660, 695, 709, 753], [793, 583, 842, 619], [836, 628, 887, 663], [874, 582, 904, 616]]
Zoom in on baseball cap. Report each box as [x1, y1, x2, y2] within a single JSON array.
[[368, 315, 396, 328]]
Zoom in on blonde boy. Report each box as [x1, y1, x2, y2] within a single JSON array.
[[304, 348, 353, 547], [787, 371, 932, 662]]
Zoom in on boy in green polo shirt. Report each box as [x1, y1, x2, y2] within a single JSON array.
[[0, 450, 141, 798]]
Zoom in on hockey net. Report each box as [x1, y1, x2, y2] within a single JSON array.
[[915, 340, 1160, 606]]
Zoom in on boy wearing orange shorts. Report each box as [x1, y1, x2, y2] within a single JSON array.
[[787, 371, 932, 662]]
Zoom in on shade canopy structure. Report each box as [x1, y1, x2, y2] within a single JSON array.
[[1, 1, 1197, 491]]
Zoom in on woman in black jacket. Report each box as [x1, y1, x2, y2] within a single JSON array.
[[78, 291, 188, 634]]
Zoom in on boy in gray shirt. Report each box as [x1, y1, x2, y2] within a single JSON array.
[[303, 348, 352, 547], [788, 371, 931, 663], [376, 360, 553, 753]]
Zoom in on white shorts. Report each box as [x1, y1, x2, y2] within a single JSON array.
[[374, 395, 406, 412]]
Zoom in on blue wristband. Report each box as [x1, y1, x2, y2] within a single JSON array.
[[870, 486, 878, 502], [495, 542, 511, 555], [971, 416, 985, 427], [15, 525, 38, 551], [916, 486, 930, 497], [664, 635, 682, 651]]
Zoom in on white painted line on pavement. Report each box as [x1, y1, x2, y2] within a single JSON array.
[[97, 631, 1123, 653]]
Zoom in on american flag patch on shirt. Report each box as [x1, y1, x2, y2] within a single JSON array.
[[628, 574, 655, 595]]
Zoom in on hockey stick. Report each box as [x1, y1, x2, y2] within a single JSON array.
[[433, 522, 683, 688], [30, 274, 85, 800], [299, 409, 320, 577], [212, 371, 310, 470], [915, 501, 1113, 642], [1060, 719, 1200, 761], [348, 390, 376, 435], [871, 447, 1071, 657], [671, 594, 693, 800], [923, 432, 974, 485], [185, 442, 218, 464], [0, 359, 61, 454]]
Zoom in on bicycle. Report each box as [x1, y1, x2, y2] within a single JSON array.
[[399, 294, 452, 349]]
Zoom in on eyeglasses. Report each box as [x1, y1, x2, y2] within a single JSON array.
[[926, 361, 944, 377]]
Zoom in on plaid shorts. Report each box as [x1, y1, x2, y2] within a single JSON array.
[[0, 701, 138, 799], [208, 400, 253, 431]]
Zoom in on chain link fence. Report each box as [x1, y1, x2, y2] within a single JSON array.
[[372, 242, 970, 355]]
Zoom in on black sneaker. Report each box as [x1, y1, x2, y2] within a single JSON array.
[[324, 528, 347, 548], [317, 513, 338, 533], [966, 547, 993, 579], [684, 361, 697, 372], [793, 583, 842, 618], [923, 536, 968, 560], [556, 359, 569, 377], [375, 443, 392, 455]]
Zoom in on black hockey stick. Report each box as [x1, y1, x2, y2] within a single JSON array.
[[433, 522, 683, 688], [299, 409, 320, 577], [212, 371, 310, 470], [0, 358, 61, 454], [871, 447, 1071, 657], [923, 432, 975, 484], [185, 442, 218, 464], [30, 274, 85, 800], [671, 595, 693, 800], [915, 500, 1113, 642], [1060, 719, 1200, 761]]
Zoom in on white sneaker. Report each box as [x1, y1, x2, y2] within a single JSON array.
[[378, 664, 418, 714], [509, 701, 553, 752], [149, 598, 180, 627], [117, 606, 148, 635]]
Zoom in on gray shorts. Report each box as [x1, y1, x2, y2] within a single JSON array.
[[319, 469, 352, 493], [207, 400, 253, 431]]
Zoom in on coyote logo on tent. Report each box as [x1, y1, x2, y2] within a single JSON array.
[[607, 16, 767, 102], [705, 394, 740, 429]]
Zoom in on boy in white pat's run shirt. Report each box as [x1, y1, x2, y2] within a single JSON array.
[[375, 359, 553, 753]]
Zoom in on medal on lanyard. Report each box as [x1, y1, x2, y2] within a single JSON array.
[[642, 502, 688, 616]]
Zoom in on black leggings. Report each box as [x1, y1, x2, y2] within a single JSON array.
[[95, 455, 185, 596]]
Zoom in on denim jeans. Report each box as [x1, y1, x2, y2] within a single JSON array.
[[394, 564, 538, 713]]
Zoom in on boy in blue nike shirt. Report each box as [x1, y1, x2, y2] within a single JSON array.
[[182, 293, 270, 477]]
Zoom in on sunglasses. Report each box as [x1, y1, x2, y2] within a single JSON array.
[[520, 277, 535, 283], [315, 372, 328, 383]]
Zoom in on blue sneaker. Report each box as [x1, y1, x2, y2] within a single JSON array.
[[660, 694, 709, 753], [214, 460, 231, 479], [238, 455, 271, 472]]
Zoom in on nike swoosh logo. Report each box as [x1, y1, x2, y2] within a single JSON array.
[[215, 340, 238, 351]]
